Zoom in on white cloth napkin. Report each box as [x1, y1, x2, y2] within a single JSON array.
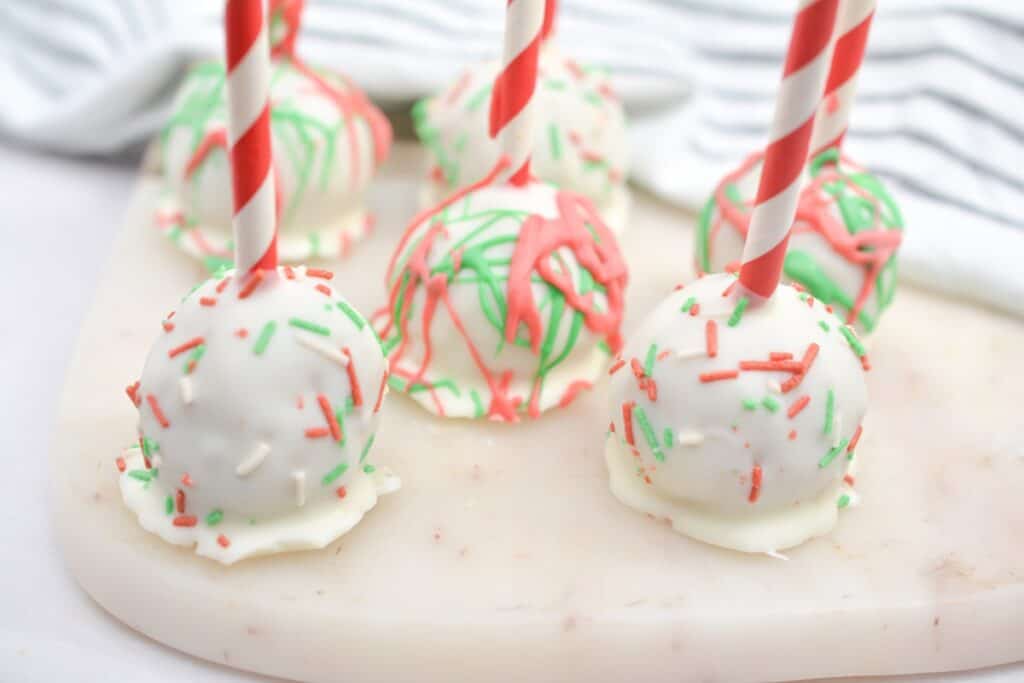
[[1, 0, 1020, 318]]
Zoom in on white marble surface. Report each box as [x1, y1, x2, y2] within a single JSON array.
[[3, 140, 1023, 681]]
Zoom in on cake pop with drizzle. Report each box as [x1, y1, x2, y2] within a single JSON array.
[[157, 0, 392, 270], [412, 0, 630, 232], [377, 0, 628, 421]]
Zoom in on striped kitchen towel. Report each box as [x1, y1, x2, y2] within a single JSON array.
[[0, 0, 1020, 317]]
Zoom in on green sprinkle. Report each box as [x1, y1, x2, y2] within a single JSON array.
[[839, 325, 867, 357], [584, 91, 603, 107], [321, 462, 348, 486], [336, 300, 366, 330], [818, 320, 831, 332], [681, 296, 696, 313], [308, 231, 321, 256], [128, 470, 152, 482], [742, 398, 758, 411], [359, 434, 376, 463], [165, 495, 174, 515], [824, 388, 835, 435], [288, 318, 330, 336], [727, 296, 749, 327], [363, 464, 376, 474], [663, 427, 674, 448], [205, 509, 224, 526], [818, 438, 849, 468], [633, 406, 664, 462], [470, 389, 485, 419], [141, 436, 159, 457], [597, 339, 612, 356], [837, 494, 851, 509], [548, 123, 562, 160], [253, 321, 277, 355], [761, 395, 780, 412], [643, 343, 658, 377], [465, 84, 492, 112]]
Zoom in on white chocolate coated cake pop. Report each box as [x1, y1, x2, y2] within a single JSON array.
[[376, 175, 628, 421], [413, 44, 630, 232], [696, 150, 904, 334], [605, 273, 868, 554], [120, 266, 397, 563], [156, 6, 391, 269]]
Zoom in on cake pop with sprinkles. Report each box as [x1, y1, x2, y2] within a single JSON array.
[[696, 0, 903, 334], [412, 0, 630, 232], [156, 0, 392, 270], [607, 0, 868, 554], [119, 0, 397, 564], [376, 0, 627, 421]]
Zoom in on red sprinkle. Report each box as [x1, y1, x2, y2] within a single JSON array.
[[125, 380, 141, 407], [146, 394, 170, 428], [748, 465, 762, 503], [306, 268, 334, 280], [769, 352, 794, 361], [199, 296, 217, 307], [705, 320, 718, 358], [699, 370, 739, 382], [175, 489, 186, 513], [847, 425, 863, 452], [802, 343, 820, 373], [181, 473, 194, 488], [162, 321, 175, 332], [722, 280, 738, 297], [115, 457, 126, 472], [168, 337, 205, 359], [860, 355, 872, 372], [342, 349, 363, 406], [318, 394, 343, 441], [336, 486, 347, 499], [216, 276, 232, 293], [630, 357, 645, 378], [788, 429, 798, 440], [739, 360, 804, 373], [826, 305, 834, 314], [656, 350, 672, 361], [283, 265, 296, 279], [843, 474, 856, 486], [315, 283, 332, 297], [689, 303, 701, 317], [622, 401, 636, 446], [305, 427, 330, 438], [787, 395, 811, 419], [237, 270, 265, 299], [217, 534, 231, 548], [235, 328, 249, 339], [608, 358, 626, 375], [173, 515, 197, 528], [646, 378, 658, 402]]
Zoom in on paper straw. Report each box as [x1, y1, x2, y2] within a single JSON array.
[[738, 0, 839, 299], [225, 0, 277, 274]]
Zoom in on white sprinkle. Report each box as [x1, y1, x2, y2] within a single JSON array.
[[179, 377, 194, 405], [294, 332, 348, 367], [235, 442, 271, 477], [293, 471, 307, 507], [768, 380, 782, 394], [765, 550, 790, 561], [833, 413, 843, 449], [676, 348, 705, 360], [676, 430, 705, 446]]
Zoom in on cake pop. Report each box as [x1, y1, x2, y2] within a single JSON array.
[[377, 0, 628, 421], [412, 0, 630, 232], [607, 0, 868, 553], [120, 0, 396, 564], [156, 0, 392, 270]]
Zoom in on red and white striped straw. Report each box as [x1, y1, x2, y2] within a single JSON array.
[[738, 0, 839, 299], [488, 0, 545, 186], [809, 0, 875, 156], [541, 0, 558, 41], [225, 0, 277, 275]]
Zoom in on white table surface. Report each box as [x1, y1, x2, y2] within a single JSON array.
[[2, 139, 1021, 683]]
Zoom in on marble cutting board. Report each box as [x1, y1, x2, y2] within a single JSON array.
[[51, 144, 1024, 683]]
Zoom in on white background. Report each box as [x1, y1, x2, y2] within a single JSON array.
[[1, 140, 1020, 683]]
